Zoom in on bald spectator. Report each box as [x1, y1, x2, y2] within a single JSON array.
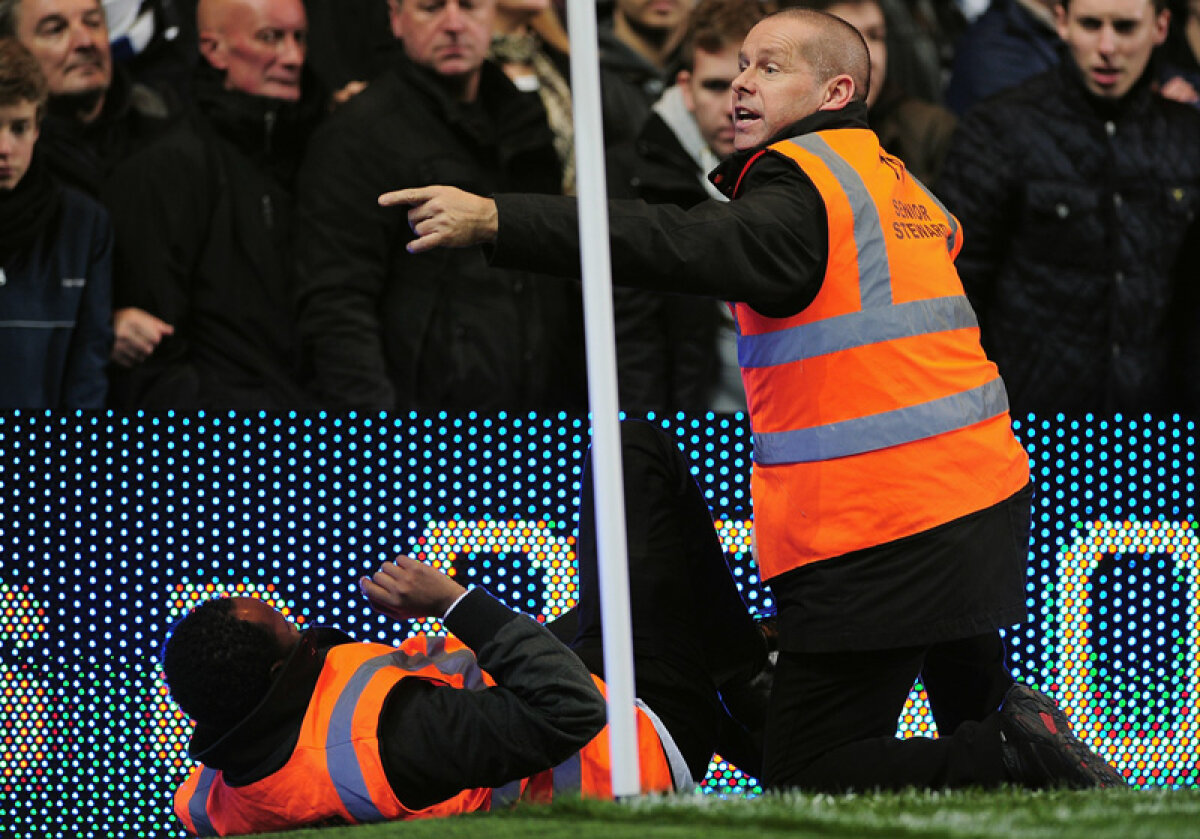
[[0, 0, 175, 195], [102, 0, 322, 407]]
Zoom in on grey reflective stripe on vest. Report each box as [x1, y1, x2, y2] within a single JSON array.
[[739, 295, 979, 368], [189, 767, 220, 836], [489, 752, 583, 807], [786, 134, 895, 309], [325, 640, 488, 822], [490, 777, 524, 807], [745, 134, 1002, 465], [635, 698, 693, 791], [753, 377, 1009, 464]]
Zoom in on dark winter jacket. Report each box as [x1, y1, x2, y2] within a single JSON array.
[[597, 23, 674, 147], [605, 112, 738, 413], [0, 155, 112, 408], [938, 60, 1200, 415], [293, 53, 586, 411], [870, 81, 957, 186], [944, 0, 1061, 116], [103, 62, 323, 409], [37, 64, 176, 198]]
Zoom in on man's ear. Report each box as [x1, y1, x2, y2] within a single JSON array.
[[199, 31, 226, 70], [388, 0, 405, 40], [818, 73, 856, 111], [1152, 7, 1171, 46], [677, 69, 695, 112]]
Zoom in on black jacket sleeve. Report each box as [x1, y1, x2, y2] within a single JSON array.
[[377, 588, 607, 810], [490, 152, 829, 319]]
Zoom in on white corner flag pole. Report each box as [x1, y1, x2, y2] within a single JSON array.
[[564, 0, 642, 799]]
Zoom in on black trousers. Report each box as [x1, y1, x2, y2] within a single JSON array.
[[551, 421, 766, 781], [764, 633, 1014, 790]]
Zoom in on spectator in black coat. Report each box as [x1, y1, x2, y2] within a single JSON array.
[[938, 0, 1200, 415], [0, 37, 111, 408], [103, 0, 322, 408], [292, 0, 586, 411]]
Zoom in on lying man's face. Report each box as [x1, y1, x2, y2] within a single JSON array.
[[231, 596, 302, 658]]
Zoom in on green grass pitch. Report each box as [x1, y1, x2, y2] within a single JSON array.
[[243, 788, 1200, 839]]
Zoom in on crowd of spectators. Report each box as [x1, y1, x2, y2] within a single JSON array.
[[0, 0, 1196, 412]]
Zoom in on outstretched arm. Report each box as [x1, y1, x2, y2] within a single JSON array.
[[378, 186, 499, 254], [380, 156, 829, 319]]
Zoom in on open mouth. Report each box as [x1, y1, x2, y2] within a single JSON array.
[[734, 106, 760, 129], [1091, 66, 1120, 88]]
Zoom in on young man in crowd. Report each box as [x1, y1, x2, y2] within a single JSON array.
[[938, 0, 1200, 415], [606, 0, 761, 415], [0, 36, 110, 408]]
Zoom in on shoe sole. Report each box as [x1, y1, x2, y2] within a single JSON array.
[[1004, 685, 1126, 789]]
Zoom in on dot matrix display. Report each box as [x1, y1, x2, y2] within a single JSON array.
[[0, 411, 1195, 837]]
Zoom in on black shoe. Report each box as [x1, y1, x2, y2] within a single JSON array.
[[998, 683, 1126, 789]]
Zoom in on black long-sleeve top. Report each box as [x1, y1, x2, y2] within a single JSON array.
[[188, 589, 607, 811], [489, 106, 875, 317]]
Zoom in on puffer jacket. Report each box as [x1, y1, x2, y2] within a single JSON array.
[[937, 60, 1200, 415]]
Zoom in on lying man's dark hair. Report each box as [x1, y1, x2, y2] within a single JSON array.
[[162, 598, 286, 731]]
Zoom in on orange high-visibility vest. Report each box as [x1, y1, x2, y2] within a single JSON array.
[[731, 128, 1030, 580], [175, 635, 675, 836]]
